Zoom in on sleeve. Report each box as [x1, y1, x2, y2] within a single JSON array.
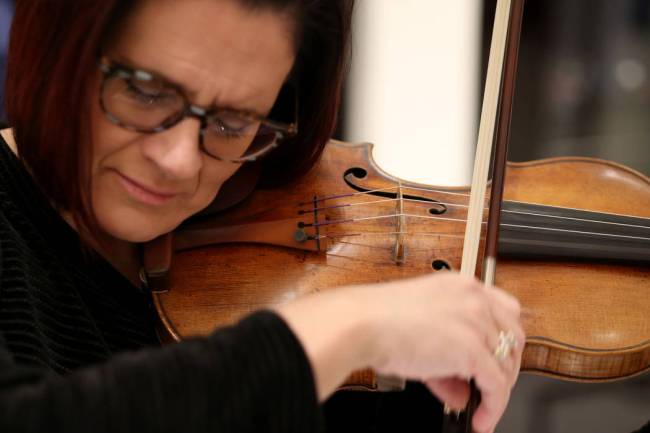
[[0, 311, 323, 433], [632, 420, 650, 433]]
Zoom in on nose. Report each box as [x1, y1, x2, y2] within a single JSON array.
[[140, 118, 204, 180]]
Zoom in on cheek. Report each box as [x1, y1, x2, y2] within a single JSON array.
[[90, 97, 136, 172], [189, 161, 242, 212], [89, 167, 237, 243]]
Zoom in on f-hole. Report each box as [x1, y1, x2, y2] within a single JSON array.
[[431, 260, 451, 271], [343, 167, 447, 214]]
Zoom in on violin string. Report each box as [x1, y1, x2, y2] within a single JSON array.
[[303, 185, 650, 227], [324, 238, 469, 253], [365, 187, 650, 224], [301, 197, 650, 231], [502, 209, 650, 230], [499, 223, 650, 241], [299, 186, 397, 205], [310, 213, 488, 228], [506, 198, 650, 223], [394, 185, 485, 198], [324, 240, 462, 254], [301, 185, 486, 205], [304, 197, 488, 213], [310, 198, 650, 230], [325, 240, 394, 251], [312, 223, 650, 242], [318, 231, 467, 240]]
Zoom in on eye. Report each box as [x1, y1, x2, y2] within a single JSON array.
[[124, 79, 175, 107], [210, 112, 256, 138]]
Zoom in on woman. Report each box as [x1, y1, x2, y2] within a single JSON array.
[[0, 1, 524, 432]]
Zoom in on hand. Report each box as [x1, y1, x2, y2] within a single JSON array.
[[363, 273, 523, 433], [275, 272, 524, 433]]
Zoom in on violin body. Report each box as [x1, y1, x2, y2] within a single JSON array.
[[149, 140, 650, 388]]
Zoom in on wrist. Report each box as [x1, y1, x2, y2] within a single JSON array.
[[274, 286, 381, 401]]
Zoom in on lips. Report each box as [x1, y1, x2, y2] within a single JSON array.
[[113, 170, 178, 206]]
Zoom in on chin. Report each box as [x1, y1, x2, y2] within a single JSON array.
[[96, 211, 182, 244], [114, 227, 172, 243], [105, 222, 176, 243]]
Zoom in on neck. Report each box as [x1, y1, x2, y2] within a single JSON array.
[[101, 241, 142, 287], [60, 211, 143, 286], [1, 128, 18, 155]]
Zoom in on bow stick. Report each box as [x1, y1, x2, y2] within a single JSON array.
[[442, 0, 525, 431]]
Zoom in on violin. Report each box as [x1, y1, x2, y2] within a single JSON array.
[[144, 139, 650, 387], [143, 0, 650, 429]]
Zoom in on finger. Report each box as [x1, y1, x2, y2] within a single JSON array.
[[466, 345, 510, 433], [485, 284, 521, 316], [473, 386, 510, 433], [509, 327, 525, 387], [425, 377, 470, 411], [461, 292, 501, 355], [460, 302, 514, 391], [463, 285, 522, 389], [490, 327, 521, 386], [484, 287, 522, 329], [491, 334, 518, 384], [472, 300, 517, 382], [484, 290, 525, 385], [485, 288, 525, 349]]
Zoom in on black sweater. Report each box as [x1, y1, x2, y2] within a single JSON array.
[[0, 135, 321, 432]]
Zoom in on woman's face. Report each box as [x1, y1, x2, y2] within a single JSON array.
[[90, 0, 296, 243]]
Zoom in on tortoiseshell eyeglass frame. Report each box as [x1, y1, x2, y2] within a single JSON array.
[[97, 57, 299, 163]]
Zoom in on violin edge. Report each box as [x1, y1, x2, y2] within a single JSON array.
[[523, 337, 650, 382]]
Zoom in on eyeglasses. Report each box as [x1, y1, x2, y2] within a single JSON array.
[[98, 57, 298, 163]]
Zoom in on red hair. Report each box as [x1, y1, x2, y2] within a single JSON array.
[[6, 1, 130, 238]]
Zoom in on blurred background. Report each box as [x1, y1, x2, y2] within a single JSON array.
[[1, 0, 648, 432], [343, 0, 650, 183], [343, 1, 649, 432], [0, 0, 12, 125]]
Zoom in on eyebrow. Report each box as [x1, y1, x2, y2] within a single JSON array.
[[112, 55, 267, 117]]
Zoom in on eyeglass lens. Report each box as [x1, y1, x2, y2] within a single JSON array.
[[102, 69, 283, 161]]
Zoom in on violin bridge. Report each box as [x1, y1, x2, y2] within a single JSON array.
[[393, 182, 406, 264]]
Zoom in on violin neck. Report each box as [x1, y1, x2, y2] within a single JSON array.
[[498, 201, 650, 263]]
